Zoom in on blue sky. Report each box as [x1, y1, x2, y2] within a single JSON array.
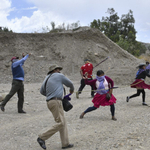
[[7, 0, 37, 19], [1, 0, 150, 43]]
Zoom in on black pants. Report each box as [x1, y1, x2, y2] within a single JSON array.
[[84, 104, 115, 117], [78, 78, 95, 97], [129, 89, 145, 103], [0, 79, 24, 111]]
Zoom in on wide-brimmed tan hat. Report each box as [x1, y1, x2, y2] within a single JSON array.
[[47, 64, 62, 74]]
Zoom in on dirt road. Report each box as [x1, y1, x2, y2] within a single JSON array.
[[0, 81, 150, 150]]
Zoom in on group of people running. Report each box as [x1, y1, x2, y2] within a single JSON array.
[[76, 59, 150, 122], [1, 55, 150, 150]]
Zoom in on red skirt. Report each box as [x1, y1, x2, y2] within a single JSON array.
[[130, 79, 150, 89], [92, 93, 117, 108]]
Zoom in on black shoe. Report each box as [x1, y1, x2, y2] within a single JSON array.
[[37, 137, 46, 149], [142, 102, 148, 106], [62, 144, 74, 149], [126, 96, 129, 102], [18, 110, 26, 113], [0, 105, 5, 112]]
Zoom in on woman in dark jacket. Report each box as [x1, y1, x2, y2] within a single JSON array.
[[126, 63, 150, 105], [79, 70, 117, 121]]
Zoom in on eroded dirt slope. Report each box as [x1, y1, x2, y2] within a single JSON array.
[[0, 28, 142, 85]]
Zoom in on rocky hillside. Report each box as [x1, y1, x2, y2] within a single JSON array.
[[0, 28, 143, 85]]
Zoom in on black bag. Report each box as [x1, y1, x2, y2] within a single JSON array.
[[62, 98, 73, 112], [62, 87, 73, 112], [44, 75, 73, 112]]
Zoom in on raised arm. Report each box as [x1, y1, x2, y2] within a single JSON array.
[[12, 54, 29, 68]]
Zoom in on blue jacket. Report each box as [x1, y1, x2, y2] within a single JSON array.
[[11, 54, 29, 81]]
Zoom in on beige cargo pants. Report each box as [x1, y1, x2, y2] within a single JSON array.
[[39, 100, 69, 147]]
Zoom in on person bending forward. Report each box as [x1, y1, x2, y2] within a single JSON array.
[[80, 70, 117, 121]]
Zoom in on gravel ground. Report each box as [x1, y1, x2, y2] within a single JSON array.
[[0, 80, 150, 150]]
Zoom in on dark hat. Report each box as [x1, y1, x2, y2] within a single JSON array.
[[84, 58, 90, 62], [47, 64, 62, 74]]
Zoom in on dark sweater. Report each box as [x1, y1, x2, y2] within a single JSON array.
[[136, 70, 150, 79]]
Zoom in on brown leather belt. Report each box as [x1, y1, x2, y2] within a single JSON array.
[[48, 97, 62, 101]]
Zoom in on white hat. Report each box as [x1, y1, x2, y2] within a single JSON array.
[[137, 63, 146, 68]]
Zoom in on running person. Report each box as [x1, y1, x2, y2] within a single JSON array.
[[76, 59, 95, 98], [126, 63, 150, 105]]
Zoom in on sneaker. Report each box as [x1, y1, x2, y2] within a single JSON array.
[[126, 96, 129, 102], [142, 102, 148, 106], [37, 137, 46, 149], [62, 144, 74, 149], [76, 92, 79, 99]]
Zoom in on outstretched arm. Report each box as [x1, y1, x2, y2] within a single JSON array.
[[12, 54, 29, 68], [83, 72, 96, 86]]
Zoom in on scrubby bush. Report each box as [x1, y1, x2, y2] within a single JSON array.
[[0, 27, 13, 32]]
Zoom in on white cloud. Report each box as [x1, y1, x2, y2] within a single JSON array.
[[0, 0, 150, 43], [0, 0, 11, 10], [22, 6, 37, 10], [0, 0, 14, 24], [8, 10, 75, 33], [146, 22, 150, 26], [0, 0, 80, 32]]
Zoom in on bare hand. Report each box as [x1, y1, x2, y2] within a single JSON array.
[[84, 72, 88, 79], [22, 53, 25, 57], [69, 90, 74, 94], [109, 89, 113, 95]]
